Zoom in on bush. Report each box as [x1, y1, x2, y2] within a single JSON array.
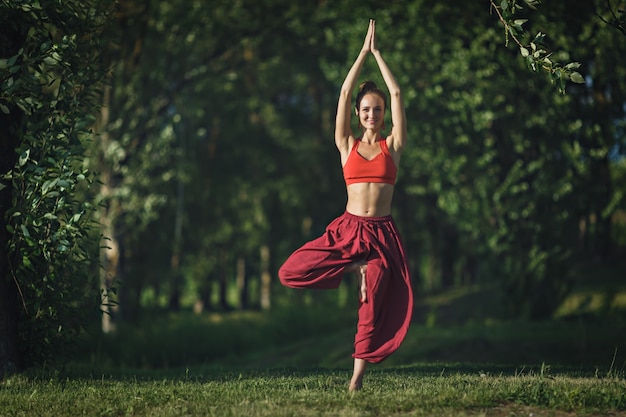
[[0, 0, 112, 368]]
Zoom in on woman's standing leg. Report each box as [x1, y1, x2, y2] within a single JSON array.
[[349, 358, 368, 391], [349, 262, 370, 391]]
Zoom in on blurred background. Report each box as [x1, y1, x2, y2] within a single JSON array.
[[1, 0, 625, 373]]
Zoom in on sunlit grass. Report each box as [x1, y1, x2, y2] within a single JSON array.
[[1, 367, 624, 417], [554, 291, 626, 318], [4, 270, 625, 416], [71, 282, 626, 374]]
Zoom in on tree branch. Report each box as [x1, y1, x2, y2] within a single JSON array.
[[489, 0, 585, 93]]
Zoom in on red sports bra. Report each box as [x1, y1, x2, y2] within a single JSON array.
[[343, 139, 397, 185]]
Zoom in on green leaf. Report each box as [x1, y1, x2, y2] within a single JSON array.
[[21, 1, 42, 12], [20, 224, 30, 238], [570, 72, 585, 84], [520, 47, 529, 57], [533, 32, 545, 44], [524, 0, 539, 9], [42, 179, 57, 194], [565, 62, 582, 70], [19, 150, 30, 166], [0, 103, 9, 114], [21, 255, 33, 270]]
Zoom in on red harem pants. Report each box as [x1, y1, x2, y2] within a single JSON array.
[[278, 211, 413, 363]]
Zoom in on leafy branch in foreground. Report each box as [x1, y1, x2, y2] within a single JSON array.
[[489, 0, 585, 93]]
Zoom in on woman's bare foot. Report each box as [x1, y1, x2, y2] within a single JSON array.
[[348, 380, 362, 392], [349, 358, 368, 391]]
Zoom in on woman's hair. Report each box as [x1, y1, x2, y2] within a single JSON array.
[[355, 81, 387, 111]]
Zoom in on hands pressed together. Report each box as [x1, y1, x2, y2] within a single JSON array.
[[361, 19, 379, 54]]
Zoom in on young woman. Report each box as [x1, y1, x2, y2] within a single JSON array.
[[279, 20, 413, 391]]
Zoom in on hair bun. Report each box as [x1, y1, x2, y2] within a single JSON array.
[[358, 81, 378, 92], [355, 80, 387, 111]]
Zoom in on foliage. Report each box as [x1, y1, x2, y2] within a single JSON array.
[[489, 0, 585, 93], [85, 0, 626, 323], [1, 0, 625, 382], [0, 0, 112, 366], [94, 0, 348, 316]]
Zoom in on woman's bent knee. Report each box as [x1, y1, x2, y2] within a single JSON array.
[[278, 262, 301, 287]]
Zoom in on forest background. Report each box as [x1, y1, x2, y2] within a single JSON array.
[[1, 0, 626, 376]]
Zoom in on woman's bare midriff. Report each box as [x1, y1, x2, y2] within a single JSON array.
[[345, 182, 394, 217]]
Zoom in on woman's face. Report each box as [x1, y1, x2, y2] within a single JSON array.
[[357, 93, 385, 131]]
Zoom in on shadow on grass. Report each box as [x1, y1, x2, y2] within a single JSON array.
[[45, 269, 626, 383], [51, 313, 626, 383]]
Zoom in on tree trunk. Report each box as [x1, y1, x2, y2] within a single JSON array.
[[94, 0, 150, 330], [168, 169, 185, 312], [259, 245, 271, 310], [462, 255, 477, 286], [597, 156, 613, 259], [100, 211, 119, 334], [0, 15, 27, 376], [218, 250, 229, 311], [0, 100, 22, 378], [440, 223, 457, 288], [196, 268, 213, 313], [0, 158, 20, 375], [96, 81, 120, 333], [0, 270, 20, 378], [236, 256, 248, 309]]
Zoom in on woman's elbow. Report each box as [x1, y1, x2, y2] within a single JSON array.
[[390, 88, 402, 99]]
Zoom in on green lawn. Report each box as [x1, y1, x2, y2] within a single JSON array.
[[1, 366, 624, 416], [1, 282, 625, 416]]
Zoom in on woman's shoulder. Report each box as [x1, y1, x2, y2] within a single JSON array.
[[337, 135, 358, 164], [382, 134, 393, 148], [384, 134, 404, 157]]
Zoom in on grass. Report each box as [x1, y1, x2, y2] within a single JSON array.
[[1, 277, 626, 416], [1, 367, 624, 416]]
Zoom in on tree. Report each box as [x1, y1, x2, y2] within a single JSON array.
[[0, 4, 24, 376], [84, 0, 626, 327], [93, 0, 347, 318], [0, 0, 112, 375], [368, 0, 625, 318]]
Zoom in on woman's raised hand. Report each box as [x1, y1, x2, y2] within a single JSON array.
[[370, 20, 379, 54], [361, 19, 374, 53]]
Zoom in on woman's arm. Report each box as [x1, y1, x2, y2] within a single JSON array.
[[335, 20, 374, 155], [371, 22, 407, 153]]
